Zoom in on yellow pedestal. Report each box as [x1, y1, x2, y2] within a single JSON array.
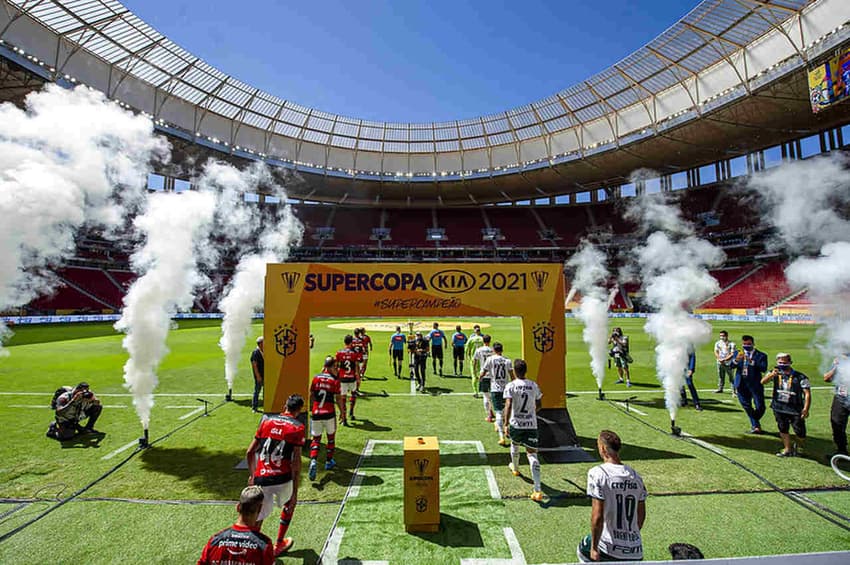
[[403, 436, 440, 533]]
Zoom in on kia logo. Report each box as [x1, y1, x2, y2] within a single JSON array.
[[429, 269, 476, 294]]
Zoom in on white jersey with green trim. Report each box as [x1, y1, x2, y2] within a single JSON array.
[[481, 354, 512, 392], [473, 345, 494, 377], [503, 378, 541, 429], [586, 462, 647, 560]]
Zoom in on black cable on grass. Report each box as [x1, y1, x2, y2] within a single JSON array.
[[606, 400, 850, 533], [0, 401, 225, 544]]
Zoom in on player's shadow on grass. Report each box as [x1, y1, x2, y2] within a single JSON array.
[[698, 432, 836, 461], [438, 373, 471, 380], [423, 386, 453, 395], [278, 548, 318, 564], [309, 447, 385, 492], [362, 375, 389, 381], [409, 513, 484, 547], [60, 431, 106, 449], [627, 397, 739, 413], [139, 447, 250, 498], [349, 418, 392, 432], [576, 436, 694, 461]]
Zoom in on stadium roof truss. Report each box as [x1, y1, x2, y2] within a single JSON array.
[[1, 0, 849, 182]]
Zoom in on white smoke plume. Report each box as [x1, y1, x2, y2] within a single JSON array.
[[115, 191, 216, 429], [750, 154, 850, 392], [631, 197, 725, 422], [567, 243, 611, 389], [218, 181, 304, 392], [0, 84, 168, 354]]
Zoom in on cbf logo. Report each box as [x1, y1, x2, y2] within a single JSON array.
[[530, 270, 549, 292], [274, 324, 298, 357], [532, 321, 555, 353], [414, 458, 429, 475], [415, 495, 428, 513], [280, 271, 301, 293]]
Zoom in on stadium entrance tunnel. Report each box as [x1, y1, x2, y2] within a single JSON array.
[[264, 263, 580, 451]]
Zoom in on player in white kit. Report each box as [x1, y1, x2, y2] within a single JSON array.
[[502, 359, 544, 501], [473, 335, 495, 421], [578, 430, 647, 562], [480, 342, 514, 446]]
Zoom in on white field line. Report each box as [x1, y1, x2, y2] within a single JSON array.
[[101, 439, 138, 461], [484, 467, 501, 500], [0, 392, 249, 397], [680, 432, 726, 455], [614, 402, 648, 416], [0, 387, 835, 398], [178, 406, 205, 420], [460, 527, 527, 565], [410, 375, 416, 395], [323, 526, 345, 565], [8, 404, 128, 409]]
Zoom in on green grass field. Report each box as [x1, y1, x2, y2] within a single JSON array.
[[0, 317, 848, 563]]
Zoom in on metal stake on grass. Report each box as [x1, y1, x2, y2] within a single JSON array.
[[197, 398, 211, 417], [225, 387, 233, 402], [597, 387, 605, 401], [138, 427, 150, 449], [670, 420, 682, 436]]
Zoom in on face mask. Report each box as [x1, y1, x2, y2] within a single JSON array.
[[743, 345, 754, 352], [776, 362, 791, 370]]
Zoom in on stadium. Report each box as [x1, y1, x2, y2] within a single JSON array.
[[1, 0, 850, 563]]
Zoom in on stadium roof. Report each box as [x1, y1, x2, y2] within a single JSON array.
[[2, 0, 850, 205]]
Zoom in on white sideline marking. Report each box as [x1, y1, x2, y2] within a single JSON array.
[[615, 402, 648, 416], [680, 432, 725, 455], [460, 527, 526, 565], [0, 387, 835, 398], [410, 375, 416, 395], [101, 439, 138, 460], [8, 404, 127, 409], [324, 526, 345, 564], [0, 392, 244, 397], [484, 467, 500, 500], [178, 407, 205, 420]]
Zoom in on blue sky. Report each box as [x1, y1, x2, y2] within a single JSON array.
[[124, 0, 695, 123]]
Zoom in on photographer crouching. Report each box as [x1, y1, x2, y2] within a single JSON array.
[[47, 382, 103, 440]]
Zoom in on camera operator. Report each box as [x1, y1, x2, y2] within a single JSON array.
[[608, 327, 632, 387], [47, 382, 102, 440]]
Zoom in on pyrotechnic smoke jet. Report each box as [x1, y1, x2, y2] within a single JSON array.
[[115, 191, 216, 444], [567, 243, 612, 400], [628, 196, 725, 434], [0, 85, 168, 354], [217, 166, 303, 401], [748, 154, 850, 400]]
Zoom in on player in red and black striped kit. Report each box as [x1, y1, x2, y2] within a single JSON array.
[[336, 334, 362, 421], [198, 485, 275, 564], [245, 395, 305, 557], [308, 357, 346, 481], [358, 327, 373, 380], [351, 329, 366, 394]]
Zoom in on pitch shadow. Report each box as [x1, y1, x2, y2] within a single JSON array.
[[59, 431, 106, 449], [409, 513, 484, 547], [349, 418, 392, 432], [575, 435, 693, 462], [139, 446, 250, 498], [281, 548, 319, 564]]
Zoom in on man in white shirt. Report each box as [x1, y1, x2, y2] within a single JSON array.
[[503, 359, 544, 501], [480, 342, 515, 446], [473, 335, 495, 422], [578, 430, 647, 562], [714, 330, 736, 394]]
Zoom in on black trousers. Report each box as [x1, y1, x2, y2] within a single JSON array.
[[414, 357, 427, 389], [831, 396, 850, 454]]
